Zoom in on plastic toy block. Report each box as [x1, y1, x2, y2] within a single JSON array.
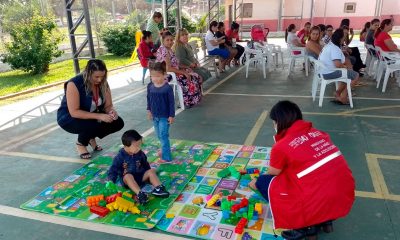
[[227, 196, 237, 201], [221, 199, 232, 210], [254, 169, 260, 174], [242, 212, 248, 219], [242, 232, 252, 240], [215, 200, 221, 206], [248, 205, 254, 220], [136, 217, 147, 222], [239, 169, 247, 175], [246, 168, 257, 174], [205, 195, 212, 201], [98, 200, 107, 207], [206, 194, 221, 207], [122, 192, 132, 199], [252, 211, 259, 220], [228, 166, 241, 179], [217, 167, 231, 178], [106, 196, 140, 214], [166, 213, 175, 218], [254, 203, 262, 215], [239, 207, 248, 213], [192, 196, 204, 205], [234, 218, 248, 234], [86, 195, 104, 207], [222, 210, 230, 219], [240, 198, 249, 207], [90, 206, 109, 217], [106, 192, 122, 203]]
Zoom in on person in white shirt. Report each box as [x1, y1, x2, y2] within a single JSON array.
[[318, 28, 359, 105], [285, 24, 305, 48], [204, 21, 230, 73]]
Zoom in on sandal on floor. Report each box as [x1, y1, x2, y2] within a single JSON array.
[[89, 139, 103, 151], [76, 142, 91, 159]]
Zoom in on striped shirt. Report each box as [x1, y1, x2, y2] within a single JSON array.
[[146, 18, 160, 44]]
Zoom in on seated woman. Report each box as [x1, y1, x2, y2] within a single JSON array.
[[306, 26, 322, 59], [225, 21, 245, 65], [249, 100, 355, 240], [215, 22, 237, 67], [205, 21, 230, 73], [297, 22, 311, 45], [57, 59, 124, 159], [173, 28, 212, 82], [374, 18, 400, 53], [137, 30, 156, 84], [342, 25, 366, 75], [156, 31, 202, 108], [318, 28, 360, 105], [286, 24, 305, 55], [360, 21, 370, 42]]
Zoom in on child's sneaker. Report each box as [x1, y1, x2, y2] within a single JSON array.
[[152, 185, 170, 198], [137, 191, 149, 205]]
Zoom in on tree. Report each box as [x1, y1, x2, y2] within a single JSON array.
[[2, 15, 63, 74], [100, 24, 137, 56]]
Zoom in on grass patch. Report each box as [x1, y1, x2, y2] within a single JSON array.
[[0, 54, 135, 97]]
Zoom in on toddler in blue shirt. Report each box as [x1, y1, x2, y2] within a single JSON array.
[[107, 129, 169, 204]]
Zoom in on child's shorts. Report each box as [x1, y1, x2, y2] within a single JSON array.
[[118, 172, 146, 189]]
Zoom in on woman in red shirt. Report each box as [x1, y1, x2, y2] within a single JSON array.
[[374, 18, 400, 52], [137, 31, 156, 84], [249, 100, 355, 240]]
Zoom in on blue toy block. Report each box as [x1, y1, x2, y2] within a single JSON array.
[[246, 168, 257, 174], [222, 210, 230, 219], [242, 232, 252, 240]]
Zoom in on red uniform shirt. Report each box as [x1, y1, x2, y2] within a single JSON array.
[[269, 120, 355, 229], [297, 29, 308, 45], [374, 32, 392, 52], [226, 29, 240, 42]]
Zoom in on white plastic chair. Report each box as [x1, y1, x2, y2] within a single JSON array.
[[201, 38, 220, 77], [309, 58, 353, 108], [167, 72, 185, 110], [254, 42, 273, 72], [244, 47, 267, 79], [267, 44, 284, 69], [287, 44, 309, 76], [375, 47, 400, 92], [364, 44, 378, 77]]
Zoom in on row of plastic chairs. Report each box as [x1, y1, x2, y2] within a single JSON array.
[[365, 44, 400, 92]]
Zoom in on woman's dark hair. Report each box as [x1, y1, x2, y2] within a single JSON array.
[[317, 24, 326, 32], [231, 21, 240, 30], [217, 21, 224, 30], [148, 60, 166, 74], [360, 22, 371, 37], [161, 30, 173, 40], [326, 24, 333, 30], [209, 20, 218, 32], [285, 24, 296, 43], [142, 30, 152, 40], [269, 100, 303, 134], [121, 130, 142, 147], [340, 18, 350, 28], [152, 11, 162, 19], [375, 18, 392, 38], [371, 18, 380, 25], [304, 22, 311, 27], [331, 28, 344, 47]]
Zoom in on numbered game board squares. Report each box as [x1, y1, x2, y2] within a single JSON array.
[[203, 160, 216, 168], [217, 179, 238, 190], [214, 187, 234, 197], [179, 204, 202, 219], [237, 151, 253, 158], [183, 183, 199, 193], [250, 152, 268, 160], [195, 184, 215, 195], [232, 157, 250, 166], [212, 162, 230, 169], [189, 220, 218, 238], [175, 192, 193, 204], [207, 154, 220, 162], [241, 145, 256, 152], [216, 155, 235, 164], [247, 159, 270, 168], [196, 167, 210, 176], [254, 146, 270, 153], [221, 149, 240, 156], [200, 177, 220, 187], [168, 216, 195, 234], [205, 168, 221, 178], [190, 175, 204, 184], [211, 224, 236, 240]]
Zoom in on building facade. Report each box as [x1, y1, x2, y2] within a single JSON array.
[[225, 0, 400, 31]]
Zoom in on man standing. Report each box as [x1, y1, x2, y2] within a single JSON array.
[[146, 12, 163, 48]]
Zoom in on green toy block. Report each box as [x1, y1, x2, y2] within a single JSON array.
[[221, 199, 230, 210], [248, 205, 254, 220], [243, 212, 248, 219], [241, 174, 251, 180], [98, 200, 107, 207], [217, 167, 231, 178]]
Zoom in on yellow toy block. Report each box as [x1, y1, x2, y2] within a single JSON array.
[[206, 194, 221, 207], [136, 217, 147, 222], [166, 213, 175, 218], [106, 196, 140, 214], [122, 192, 132, 198], [255, 203, 263, 215]]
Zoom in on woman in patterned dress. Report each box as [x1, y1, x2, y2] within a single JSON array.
[[156, 31, 202, 108]]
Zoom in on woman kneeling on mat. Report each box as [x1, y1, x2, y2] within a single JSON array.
[[57, 59, 124, 159], [249, 100, 355, 240]]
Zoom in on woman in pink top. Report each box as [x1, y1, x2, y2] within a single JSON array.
[[374, 19, 400, 53]]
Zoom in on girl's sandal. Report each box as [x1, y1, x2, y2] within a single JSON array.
[[76, 142, 91, 159], [89, 139, 103, 151]]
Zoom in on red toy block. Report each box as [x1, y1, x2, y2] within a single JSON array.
[[106, 192, 122, 203], [227, 196, 237, 201], [254, 169, 260, 174], [234, 218, 248, 234], [240, 198, 249, 207], [90, 206, 110, 217], [239, 169, 247, 175]]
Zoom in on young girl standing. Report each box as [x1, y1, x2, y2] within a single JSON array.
[[146, 61, 175, 162]]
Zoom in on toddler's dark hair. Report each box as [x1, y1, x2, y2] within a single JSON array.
[[121, 130, 142, 147], [148, 61, 166, 74]]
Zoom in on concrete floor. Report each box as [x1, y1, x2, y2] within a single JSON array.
[[1, 45, 400, 240]]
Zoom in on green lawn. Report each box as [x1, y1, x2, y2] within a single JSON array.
[[0, 54, 135, 97]]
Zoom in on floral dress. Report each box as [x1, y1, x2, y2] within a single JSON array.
[[156, 45, 202, 108]]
